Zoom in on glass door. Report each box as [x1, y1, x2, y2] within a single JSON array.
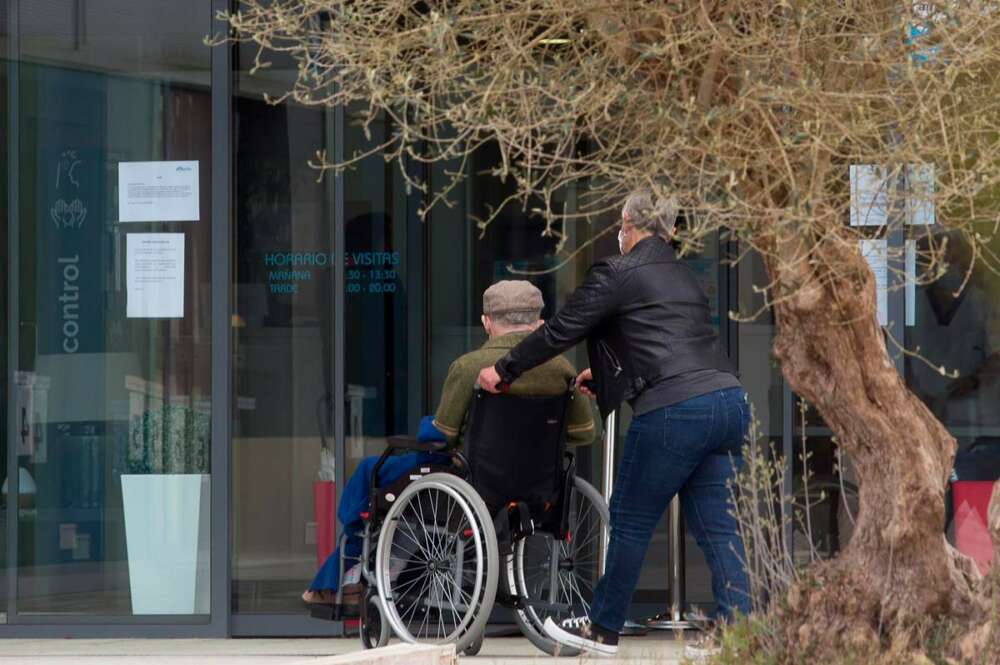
[[230, 45, 339, 618], [9, 0, 214, 622]]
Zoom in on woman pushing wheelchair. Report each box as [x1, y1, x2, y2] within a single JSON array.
[[479, 190, 751, 659]]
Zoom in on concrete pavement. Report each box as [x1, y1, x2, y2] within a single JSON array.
[[0, 635, 687, 664]]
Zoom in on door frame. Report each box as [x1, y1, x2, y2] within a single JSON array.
[[0, 0, 231, 637]]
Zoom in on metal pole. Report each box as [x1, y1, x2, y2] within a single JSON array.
[[647, 495, 693, 630], [598, 411, 615, 575], [668, 496, 688, 625], [598, 412, 648, 635]]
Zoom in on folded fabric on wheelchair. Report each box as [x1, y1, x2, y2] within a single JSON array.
[[307, 417, 449, 594]]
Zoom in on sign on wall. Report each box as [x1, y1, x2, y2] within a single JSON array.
[[36, 68, 106, 356], [126, 233, 185, 318], [118, 161, 200, 223]]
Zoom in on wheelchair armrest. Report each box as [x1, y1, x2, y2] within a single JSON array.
[[387, 435, 448, 453]]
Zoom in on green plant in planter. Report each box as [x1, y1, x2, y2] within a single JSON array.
[[126, 405, 210, 475]]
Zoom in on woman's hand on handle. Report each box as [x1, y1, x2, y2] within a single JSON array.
[[575, 368, 595, 398], [477, 366, 505, 394]]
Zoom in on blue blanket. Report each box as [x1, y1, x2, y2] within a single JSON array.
[[308, 418, 448, 593]]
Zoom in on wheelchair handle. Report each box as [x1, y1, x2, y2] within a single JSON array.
[[369, 447, 396, 506], [473, 381, 510, 394]]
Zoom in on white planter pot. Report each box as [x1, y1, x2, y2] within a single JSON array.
[[121, 474, 210, 615]]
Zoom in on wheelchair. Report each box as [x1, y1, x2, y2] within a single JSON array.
[[334, 385, 609, 656]]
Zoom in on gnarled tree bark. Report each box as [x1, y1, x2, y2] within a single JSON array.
[[762, 221, 997, 661]]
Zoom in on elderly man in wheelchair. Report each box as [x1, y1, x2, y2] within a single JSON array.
[[305, 281, 608, 656]]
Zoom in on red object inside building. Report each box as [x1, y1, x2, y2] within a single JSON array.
[[313, 481, 337, 568], [952, 480, 997, 575]]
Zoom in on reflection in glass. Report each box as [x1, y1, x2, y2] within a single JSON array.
[[342, 106, 419, 481], [13, 2, 212, 618], [231, 54, 337, 613], [906, 230, 1000, 564]]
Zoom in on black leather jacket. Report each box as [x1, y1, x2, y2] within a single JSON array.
[[495, 236, 736, 420]]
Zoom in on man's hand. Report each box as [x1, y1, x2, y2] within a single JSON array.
[[477, 366, 504, 394], [575, 368, 595, 398]]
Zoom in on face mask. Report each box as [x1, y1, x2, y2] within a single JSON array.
[[618, 227, 626, 255]]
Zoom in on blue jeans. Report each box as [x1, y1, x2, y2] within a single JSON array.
[[589, 387, 751, 632]]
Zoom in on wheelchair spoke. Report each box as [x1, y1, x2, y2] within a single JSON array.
[[523, 568, 548, 591], [456, 582, 475, 611], [397, 508, 430, 556], [415, 491, 441, 561], [434, 494, 453, 556], [438, 518, 468, 561], [392, 566, 432, 597], [392, 523, 426, 558], [566, 573, 590, 615], [416, 587, 432, 638], [412, 510, 444, 564], [440, 576, 462, 638], [444, 574, 466, 638], [569, 501, 598, 551], [431, 493, 458, 562], [396, 571, 434, 607], [444, 491, 457, 536], [399, 574, 431, 626], [428, 490, 446, 562], [413, 491, 439, 561], [572, 524, 599, 557], [429, 575, 443, 640]]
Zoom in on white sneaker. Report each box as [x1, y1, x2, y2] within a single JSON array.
[[543, 616, 619, 657]]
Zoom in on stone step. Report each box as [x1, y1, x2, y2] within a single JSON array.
[[292, 643, 456, 665]]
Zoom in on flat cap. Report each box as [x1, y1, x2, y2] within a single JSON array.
[[483, 280, 544, 316]]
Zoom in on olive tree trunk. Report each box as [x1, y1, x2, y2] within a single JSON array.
[[760, 225, 999, 661]]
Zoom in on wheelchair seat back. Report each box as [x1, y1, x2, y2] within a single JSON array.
[[463, 386, 573, 516]]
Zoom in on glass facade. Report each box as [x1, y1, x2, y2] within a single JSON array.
[[8, 1, 213, 622], [0, 0, 994, 638]]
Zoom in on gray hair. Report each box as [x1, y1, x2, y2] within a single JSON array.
[[622, 190, 679, 236], [489, 309, 540, 326]]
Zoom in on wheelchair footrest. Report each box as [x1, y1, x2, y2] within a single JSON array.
[[307, 603, 360, 621]]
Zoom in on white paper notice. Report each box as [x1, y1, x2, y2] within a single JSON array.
[[850, 164, 889, 227], [905, 239, 916, 327], [859, 238, 888, 326], [127, 234, 185, 318], [119, 161, 199, 222]]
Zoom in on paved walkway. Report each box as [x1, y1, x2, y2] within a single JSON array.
[[0, 636, 687, 664]]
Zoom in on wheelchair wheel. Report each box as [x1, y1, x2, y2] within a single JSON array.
[[359, 589, 391, 650], [462, 631, 484, 656], [375, 473, 498, 655], [508, 476, 609, 656]]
